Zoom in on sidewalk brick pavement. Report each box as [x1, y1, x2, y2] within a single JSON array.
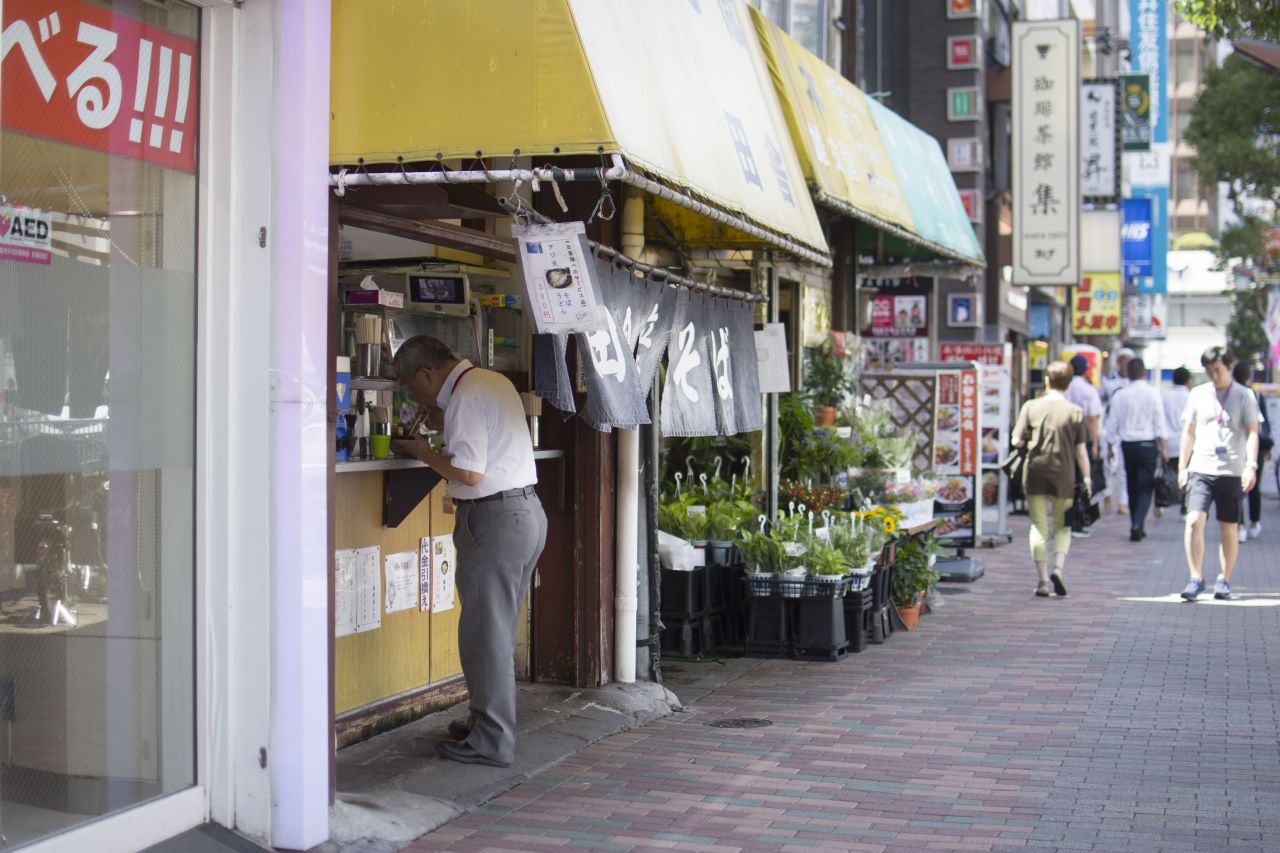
[[410, 498, 1280, 852]]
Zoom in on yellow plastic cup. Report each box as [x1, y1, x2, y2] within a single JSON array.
[[371, 434, 391, 460]]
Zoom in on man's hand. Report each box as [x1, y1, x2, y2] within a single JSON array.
[[1243, 466, 1257, 494], [391, 435, 430, 462], [1177, 466, 1189, 490]]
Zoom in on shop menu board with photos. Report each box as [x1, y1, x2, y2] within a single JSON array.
[[932, 367, 981, 549], [861, 278, 929, 369], [940, 344, 1012, 540]]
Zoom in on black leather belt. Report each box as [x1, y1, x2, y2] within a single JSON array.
[[454, 485, 536, 504]]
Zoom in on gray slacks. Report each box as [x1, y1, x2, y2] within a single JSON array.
[[453, 491, 547, 763]]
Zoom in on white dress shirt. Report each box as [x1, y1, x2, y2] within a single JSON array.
[[1101, 372, 1128, 407], [435, 359, 537, 500], [1065, 375, 1103, 419], [1104, 380, 1170, 444], [1162, 385, 1190, 442]]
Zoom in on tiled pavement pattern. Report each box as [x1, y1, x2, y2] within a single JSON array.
[[414, 495, 1280, 852]]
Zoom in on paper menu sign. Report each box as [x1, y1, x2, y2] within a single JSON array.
[[755, 323, 791, 393], [384, 551, 418, 614], [513, 221, 605, 335], [336, 546, 382, 637], [431, 534, 457, 613], [419, 537, 432, 612]]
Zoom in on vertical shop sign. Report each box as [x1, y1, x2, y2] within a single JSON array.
[[1123, 291, 1167, 339], [947, 86, 982, 121], [513, 222, 605, 335], [947, 137, 982, 172], [1072, 271, 1122, 336], [958, 189, 982, 223], [933, 368, 981, 548], [1, 0, 200, 172], [1127, 0, 1167, 144], [1081, 79, 1119, 201], [1012, 19, 1080, 286], [1119, 73, 1151, 151], [1121, 197, 1154, 280], [948, 36, 980, 70]]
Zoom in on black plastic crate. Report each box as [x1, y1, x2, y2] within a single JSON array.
[[660, 566, 705, 619]]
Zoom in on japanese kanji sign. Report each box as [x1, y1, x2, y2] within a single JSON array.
[[513, 221, 605, 335], [1012, 19, 1080, 286], [2, 0, 200, 172], [1081, 79, 1119, 202], [1071, 272, 1122, 337], [1119, 73, 1151, 151]]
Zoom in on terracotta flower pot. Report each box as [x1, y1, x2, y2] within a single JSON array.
[[815, 406, 837, 426], [897, 602, 921, 630]]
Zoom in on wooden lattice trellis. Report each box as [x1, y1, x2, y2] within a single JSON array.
[[858, 372, 937, 472]]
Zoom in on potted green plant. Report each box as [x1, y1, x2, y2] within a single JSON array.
[[737, 529, 785, 596], [890, 536, 944, 630], [804, 338, 852, 426], [805, 542, 847, 597]]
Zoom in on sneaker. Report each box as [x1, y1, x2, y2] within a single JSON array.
[[1154, 506, 1164, 519], [1071, 529, 1092, 539], [1248, 522, 1262, 540], [1180, 578, 1206, 601], [1237, 526, 1248, 544], [1214, 577, 1231, 600], [1118, 505, 1129, 516]]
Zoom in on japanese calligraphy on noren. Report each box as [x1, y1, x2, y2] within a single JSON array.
[[1012, 19, 1080, 286]]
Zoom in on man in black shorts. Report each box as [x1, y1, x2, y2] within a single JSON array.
[[1177, 347, 1261, 601]]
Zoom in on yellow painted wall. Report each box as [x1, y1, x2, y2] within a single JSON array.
[[334, 472, 461, 715]]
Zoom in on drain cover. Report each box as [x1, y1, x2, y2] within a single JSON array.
[[706, 717, 772, 729]]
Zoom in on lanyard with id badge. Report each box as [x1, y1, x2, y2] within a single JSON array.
[[1213, 386, 1233, 461]]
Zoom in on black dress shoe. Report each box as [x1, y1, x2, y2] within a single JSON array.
[[435, 739, 511, 767], [447, 719, 471, 740], [1130, 529, 1142, 542], [1140, 528, 1147, 539]]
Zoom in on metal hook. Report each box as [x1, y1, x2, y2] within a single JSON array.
[[699, 473, 709, 497], [673, 471, 683, 496], [713, 456, 723, 481], [685, 455, 696, 481]]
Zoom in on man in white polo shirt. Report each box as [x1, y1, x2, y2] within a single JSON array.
[[393, 336, 546, 766], [1104, 357, 1169, 541], [1177, 346, 1260, 601]]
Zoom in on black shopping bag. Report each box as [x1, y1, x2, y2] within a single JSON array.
[[1154, 462, 1180, 508]]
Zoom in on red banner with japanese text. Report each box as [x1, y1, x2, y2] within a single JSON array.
[[938, 343, 1006, 366], [2, 0, 199, 172]]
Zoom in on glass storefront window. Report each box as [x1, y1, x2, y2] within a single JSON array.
[[0, 1, 200, 845]]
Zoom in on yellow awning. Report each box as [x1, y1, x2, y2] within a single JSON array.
[[751, 10, 915, 234], [331, 0, 830, 265], [751, 10, 985, 266]]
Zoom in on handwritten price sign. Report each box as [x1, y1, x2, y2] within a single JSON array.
[[2, 0, 199, 172]]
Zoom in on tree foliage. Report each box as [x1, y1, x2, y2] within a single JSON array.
[[1184, 53, 1280, 215], [1175, 0, 1280, 42]]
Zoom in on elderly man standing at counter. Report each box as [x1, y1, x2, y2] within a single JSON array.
[[392, 335, 546, 768]]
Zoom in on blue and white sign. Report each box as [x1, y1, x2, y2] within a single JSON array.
[[1128, 0, 1168, 144], [1121, 197, 1153, 279], [1122, 193, 1166, 294]]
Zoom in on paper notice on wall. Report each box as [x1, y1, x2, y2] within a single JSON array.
[[354, 546, 381, 633], [513, 221, 605, 335], [419, 537, 432, 612], [755, 323, 791, 393], [384, 551, 418, 614], [431, 534, 457, 613], [335, 549, 357, 638]]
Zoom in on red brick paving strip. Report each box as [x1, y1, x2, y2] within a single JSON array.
[[411, 504, 1280, 852]]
